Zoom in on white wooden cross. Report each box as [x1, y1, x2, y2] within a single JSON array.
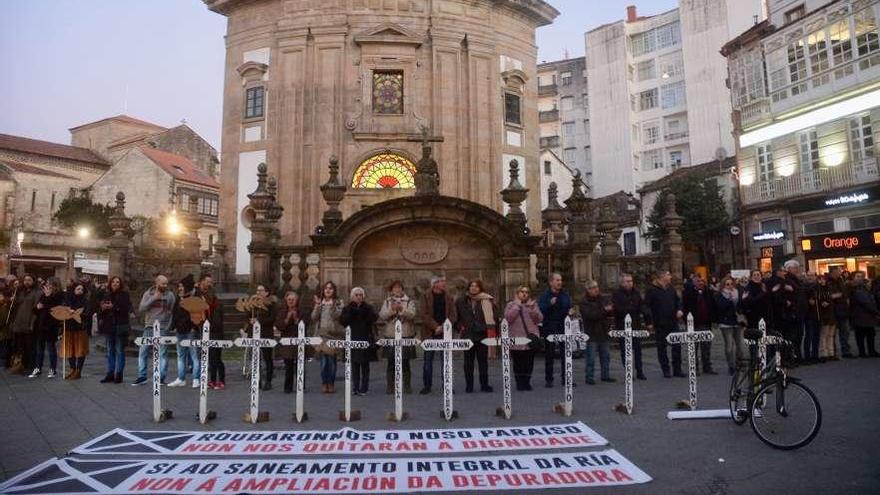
[[608, 314, 651, 415], [134, 320, 177, 422], [180, 320, 232, 424], [377, 320, 421, 422], [666, 313, 715, 411], [279, 320, 323, 423], [327, 325, 371, 422], [233, 321, 277, 423], [546, 316, 589, 417], [481, 319, 530, 419], [421, 319, 473, 421], [745, 319, 788, 372]]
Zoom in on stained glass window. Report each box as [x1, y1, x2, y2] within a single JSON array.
[[351, 153, 416, 189], [372, 71, 404, 114]]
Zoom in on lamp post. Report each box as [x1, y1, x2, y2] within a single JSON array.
[[68, 226, 91, 281]]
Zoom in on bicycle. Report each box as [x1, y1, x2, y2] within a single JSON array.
[[728, 323, 822, 450]]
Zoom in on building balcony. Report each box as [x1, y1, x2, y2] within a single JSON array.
[[664, 131, 689, 141], [539, 109, 559, 123], [540, 135, 560, 149], [738, 98, 771, 128], [538, 84, 558, 96], [741, 159, 880, 206]]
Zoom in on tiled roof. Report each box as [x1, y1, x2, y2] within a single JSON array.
[[69, 114, 167, 132], [0, 133, 108, 166], [638, 157, 737, 194], [140, 146, 219, 189], [0, 159, 81, 180]]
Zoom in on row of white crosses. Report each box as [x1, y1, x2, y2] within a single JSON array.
[[376, 320, 422, 421], [133, 321, 178, 422]]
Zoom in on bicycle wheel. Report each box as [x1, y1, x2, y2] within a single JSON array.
[[728, 366, 750, 425], [750, 379, 822, 450]]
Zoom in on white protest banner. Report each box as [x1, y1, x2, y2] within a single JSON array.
[[0, 450, 651, 494], [70, 423, 608, 457]]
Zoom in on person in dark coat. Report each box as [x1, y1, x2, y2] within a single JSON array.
[[240, 284, 277, 391], [62, 282, 90, 379], [195, 274, 226, 390], [682, 276, 718, 374], [29, 278, 64, 378], [611, 273, 647, 380], [98, 276, 133, 383], [828, 267, 854, 358], [768, 261, 805, 365], [538, 273, 572, 387], [849, 272, 879, 358], [273, 291, 302, 393], [740, 270, 770, 330], [339, 287, 377, 395], [169, 275, 201, 388], [455, 279, 497, 393], [715, 277, 744, 375], [644, 270, 683, 378], [10, 274, 40, 374], [419, 275, 457, 395], [580, 280, 614, 384]]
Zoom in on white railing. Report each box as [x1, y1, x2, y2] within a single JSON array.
[[739, 98, 771, 127], [742, 159, 880, 205]]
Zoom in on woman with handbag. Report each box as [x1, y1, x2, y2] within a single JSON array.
[[504, 286, 543, 391]]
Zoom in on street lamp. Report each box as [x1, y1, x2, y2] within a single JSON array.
[[77, 226, 91, 239], [166, 210, 182, 236]]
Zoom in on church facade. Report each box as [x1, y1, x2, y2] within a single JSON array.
[[205, 0, 559, 276]]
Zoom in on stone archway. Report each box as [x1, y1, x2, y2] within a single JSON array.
[[311, 195, 538, 303]]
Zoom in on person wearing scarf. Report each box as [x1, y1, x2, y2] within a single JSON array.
[[62, 283, 90, 379], [378, 280, 417, 395], [273, 291, 302, 394], [339, 287, 378, 395], [714, 277, 744, 376], [455, 279, 496, 393], [504, 286, 542, 390]]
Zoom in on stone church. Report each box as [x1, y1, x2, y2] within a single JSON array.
[[205, 0, 560, 291]]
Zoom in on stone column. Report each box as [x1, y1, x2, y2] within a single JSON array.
[[107, 192, 132, 279], [319, 156, 346, 233], [597, 204, 623, 290], [247, 163, 278, 287], [500, 159, 529, 230], [539, 182, 566, 284], [662, 193, 685, 289], [563, 171, 596, 299]]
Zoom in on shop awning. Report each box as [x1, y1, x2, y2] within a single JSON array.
[[74, 259, 109, 276], [9, 255, 67, 266]]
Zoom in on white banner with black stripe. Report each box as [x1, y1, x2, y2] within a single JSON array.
[[0, 450, 651, 494]]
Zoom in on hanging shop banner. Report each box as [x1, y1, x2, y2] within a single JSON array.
[[0, 451, 651, 494], [70, 423, 608, 457]]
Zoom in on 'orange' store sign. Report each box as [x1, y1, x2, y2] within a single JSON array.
[[801, 230, 880, 255]]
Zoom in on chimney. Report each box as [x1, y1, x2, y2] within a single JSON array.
[[626, 5, 638, 23]]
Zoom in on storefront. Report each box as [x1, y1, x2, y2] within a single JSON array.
[[800, 229, 880, 277], [756, 243, 787, 274]]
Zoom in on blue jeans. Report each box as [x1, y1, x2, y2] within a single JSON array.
[[137, 326, 168, 381], [803, 320, 820, 361], [585, 341, 610, 380], [320, 354, 337, 385], [105, 333, 127, 374], [34, 337, 58, 371], [422, 350, 447, 389], [176, 332, 200, 381]]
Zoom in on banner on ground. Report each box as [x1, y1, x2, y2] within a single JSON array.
[[70, 423, 607, 457], [0, 450, 651, 494]]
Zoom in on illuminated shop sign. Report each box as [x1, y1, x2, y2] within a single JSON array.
[[824, 192, 869, 207], [801, 230, 880, 255], [752, 231, 785, 241]]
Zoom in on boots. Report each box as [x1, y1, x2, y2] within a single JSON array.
[[65, 369, 75, 380], [328, 383, 336, 394], [71, 368, 82, 380], [114, 372, 123, 383], [100, 372, 114, 383]]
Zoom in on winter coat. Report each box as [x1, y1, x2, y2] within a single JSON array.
[[815, 284, 836, 326], [611, 287, 645, 331], [580, 294, 611, 343], [828, 276, 850, 319], [35, 290, 64, 339], [740, 281, 770, 329], [804, 282, 820, 322], [195, 289, 224, 340], [849, 284, 879, 328], [538, 289, 572, 335], [714, 289, 739, 327], [768, 275, 799, 325], [339, 302, 377, 364], [273, 305, 302, 361], [98, 289, 133, 335], [246, 299, 277, 338], [0, 301, 11, 340], [503, 300, 542, 351], [311, 298, 344, 357], [682, 285, 716, 327], [378, 294, 417, 360], [644, 283, 681, 330], [138, 288, 177, 334], [420, 290, 457, 340], [455, 294, 498, 343], [10, 287, 40, 334]]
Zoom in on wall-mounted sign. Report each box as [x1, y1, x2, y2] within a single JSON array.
[[760, 245, 784, 259], [824, 192, 870, 207], [800, 229, 880, 256], [753, 231, 785, 241]]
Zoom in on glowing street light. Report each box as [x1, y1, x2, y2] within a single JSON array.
[[166, 210, 182, 236], [77, 226, 91, 239]]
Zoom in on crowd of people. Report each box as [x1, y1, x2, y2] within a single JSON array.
[[1, 261, 878, 395]]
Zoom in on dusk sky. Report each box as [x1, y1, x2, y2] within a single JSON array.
[[0, 0, 679, 150]]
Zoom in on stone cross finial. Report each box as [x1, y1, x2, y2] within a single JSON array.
[[320, 156, 346, 232], [547, 182, 561, 209], [500, 159, 528, 228]]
